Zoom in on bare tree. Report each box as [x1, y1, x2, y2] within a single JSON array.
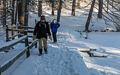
[[11, 0, 15, 25], [57, 0, 62, 22], [98, 0, 103, 18], [14, 0, 18, 25], [0, 0, 2, 5], [51, 0, 55, 16], [71, 0, 76, 16], [102, 0, 120, 31], [85, 0, 96, 32], [17, 0, 25, 26], [77, 0, 81, 8], [24, 0, 29, 27], [3, 0, 6, 27], [107, 0, 109, 13], [38, 0, 42, 17]]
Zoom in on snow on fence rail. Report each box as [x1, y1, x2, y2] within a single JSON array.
[[0, 47, 28, 75], [0, 35, 38, 75], [7, 29, 33, 33], [18, 26, 34, 29], [0, 35, 27, 52], [8, 33, 21, 40], [6, 25, 34, 41], [10, 25, 34, 30]]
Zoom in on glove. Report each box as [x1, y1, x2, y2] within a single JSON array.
[[49, 36, 52, 40], [33, 35, 36, 40]]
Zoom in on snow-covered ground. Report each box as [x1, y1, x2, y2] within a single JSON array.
[[10, 14, 120, 75], [0, 2, 120, 75], [11, 39, 90, 75]]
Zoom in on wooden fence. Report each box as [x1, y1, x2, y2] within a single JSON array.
[[0, 35, 38, 75], [6, 25, 34, 41], [0, 26, 38, 75]]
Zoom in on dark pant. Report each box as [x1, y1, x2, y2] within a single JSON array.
[[52, 32, 57, 42], [39, 48, 47, 55]]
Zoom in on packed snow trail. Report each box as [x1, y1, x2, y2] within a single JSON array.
[[11, 32, 90, 75]]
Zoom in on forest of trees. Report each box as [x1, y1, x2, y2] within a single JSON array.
[[0, 0, 120, 31]]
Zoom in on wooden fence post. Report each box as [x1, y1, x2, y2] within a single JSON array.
[[24, 31, 30, 57], [35, 41, 37, 48], [34, 20, 37, 48], [0, 69, 1, 75], [6, 25, 9, 41], [11, 24, 15, 40]]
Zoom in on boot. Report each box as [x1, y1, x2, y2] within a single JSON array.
[[44, 48, 48, 54], [39, 49, 42, 56]]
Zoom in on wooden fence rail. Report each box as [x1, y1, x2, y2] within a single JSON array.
[[8, 33, 21, 40], [7, 29, 34, 33], [6, 25, 34, 42], [8, 26, 34, 30], [0, 25, 37, 75], [0, 36, 38, 75], [0, 35, 27, 52]]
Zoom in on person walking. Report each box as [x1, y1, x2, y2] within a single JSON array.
[[33, 15, 51, 56], [50, 19, 60, 43]]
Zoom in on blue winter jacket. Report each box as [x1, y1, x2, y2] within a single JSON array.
[[50, 22, 60, 33]]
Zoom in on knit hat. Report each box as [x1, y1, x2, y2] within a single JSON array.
[[40, 15, 45, 20]]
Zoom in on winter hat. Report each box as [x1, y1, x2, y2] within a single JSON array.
[[40, 15, 45, 20], [53, 19, 57, 23]]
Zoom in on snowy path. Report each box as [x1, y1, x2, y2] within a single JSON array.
[[1, 12, 120, 75], [11, 32, 90, 75]]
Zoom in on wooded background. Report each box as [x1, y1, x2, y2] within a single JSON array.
[[0, 0, 120, 31]]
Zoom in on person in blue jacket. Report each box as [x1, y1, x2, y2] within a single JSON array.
[[50, 19, 60, 43]]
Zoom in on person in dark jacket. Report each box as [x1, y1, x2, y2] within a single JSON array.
[[50, 19, 60, 43], [33, 15, 51, 56]]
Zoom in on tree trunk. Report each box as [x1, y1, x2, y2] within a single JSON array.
[[85, 0, 95, 32], [57, 0, 62, 22], [17, 0, 25, 26], [11, 0, 15, 39], [77, 0, 81, 8], [71, 0, 76, 16], [3, 0, 6, 27], [38, 1, 42, 17], [0, 0, 2, 5], [107, 0, 109, 13], [98, 0, 103, 18], [17, 0, 25, 37], [51, 0, 55, 16], [15, 0, 18, 25], [24, 0, 29, 27], [11, 0, 15, 25], [112, 0, 113, 8]]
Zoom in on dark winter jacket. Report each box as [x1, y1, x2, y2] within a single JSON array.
[[50, 22, 60, 33], [33, 21, 51, 39]]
